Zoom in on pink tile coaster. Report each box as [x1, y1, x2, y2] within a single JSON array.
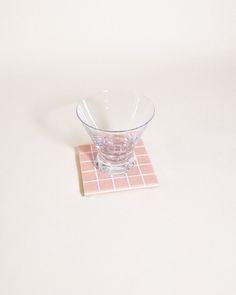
[[76, 140, 159, 196]]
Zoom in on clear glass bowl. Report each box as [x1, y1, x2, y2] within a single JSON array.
[[76, 90, 155, 174]]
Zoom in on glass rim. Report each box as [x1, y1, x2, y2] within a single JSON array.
[[76, 93, 156, 133]]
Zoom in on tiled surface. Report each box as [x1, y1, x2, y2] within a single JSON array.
[[76, 140, 159, 196]]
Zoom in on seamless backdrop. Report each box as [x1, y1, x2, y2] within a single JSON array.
[[0, 1, 236, 294]]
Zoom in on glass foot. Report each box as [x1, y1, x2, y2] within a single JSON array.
[[95, 155, 136, 175]]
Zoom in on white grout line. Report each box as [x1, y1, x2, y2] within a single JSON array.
[[89, 145, 100, 191], [137, 161, 145, 186], [82, 169, 100, 173], [110, 174, 116, 190], [125, 172, 131, 188]]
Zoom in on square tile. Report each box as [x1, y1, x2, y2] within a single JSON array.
[[140, 164, 154, 174], [135, 146, 147, 155], [129, 175, 143, 187], [82, 171, 97, 182], [127, 166, 140, 176], [79, 145, 91, 153], [114, 177, 129, 189], [137, 155, 150, 164], [97, 170, 112, 180], [99, 179, 114, 191], [143, 174, 158, 185], [83, 181, 99, 193], [79, 152, 93, 162], [80, 161, 95, 171]]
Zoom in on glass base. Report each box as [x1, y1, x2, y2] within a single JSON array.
[[95, 154, 136, 175]]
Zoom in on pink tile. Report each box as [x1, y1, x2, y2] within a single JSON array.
[[129, 175, 143, 186], [137, 155, 150, 164], [143, 174, 158, 185], [97, 170, 112, 180], [82, 171, 97, 181], [135, 146, 147, 155], [127, 166, 140, 176], [79, 152, 93, 161], [136, 139, 144, 147], [114, 177, 129, 189], [140, 164, 154, 174], [83, 181, 99, 193], [79, 145, 91, 153], [99, 179, 114, 190], [81, 161, 95, 171], [91, 152, 97, 160]]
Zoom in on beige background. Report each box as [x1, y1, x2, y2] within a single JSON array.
[[0, 0, 236, 294]]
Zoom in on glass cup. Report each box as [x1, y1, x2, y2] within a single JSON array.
[[76, 90, 155, 174]]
